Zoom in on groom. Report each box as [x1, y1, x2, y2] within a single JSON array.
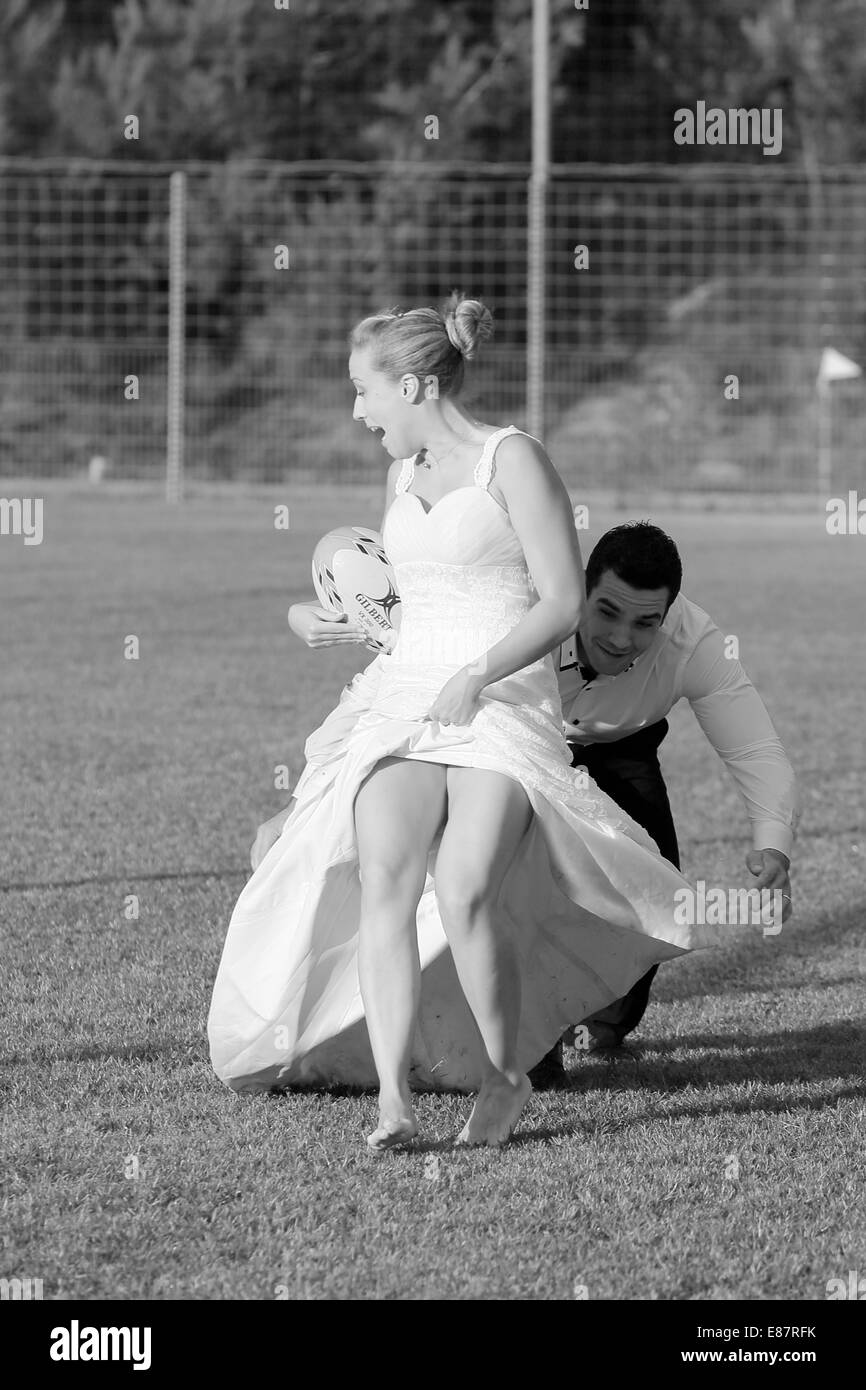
[[530, 520, 798, 1085]]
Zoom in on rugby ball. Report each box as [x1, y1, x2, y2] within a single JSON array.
[[312, 526, 401, 653]]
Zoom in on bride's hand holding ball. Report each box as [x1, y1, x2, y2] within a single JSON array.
[[309, 526, 401, 654], [288, 603, 366, 647]]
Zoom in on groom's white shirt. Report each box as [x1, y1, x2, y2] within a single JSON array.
[[557, 593, 798, 857]]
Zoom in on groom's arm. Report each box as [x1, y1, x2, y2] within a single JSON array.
[[680, 627, 799, 860]]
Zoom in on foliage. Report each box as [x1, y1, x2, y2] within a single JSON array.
[[2, 0, 864, 165]]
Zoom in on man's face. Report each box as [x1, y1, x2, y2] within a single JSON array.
[[579, 569, 670, 676]]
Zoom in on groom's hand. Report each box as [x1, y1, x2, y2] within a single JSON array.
[[745, 848, 793, 922]]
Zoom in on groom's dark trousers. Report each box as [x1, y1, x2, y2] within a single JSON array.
[[570, 718, 680, 1041]]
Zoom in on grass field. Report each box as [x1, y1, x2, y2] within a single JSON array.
[[1, 481, 864, 1301]]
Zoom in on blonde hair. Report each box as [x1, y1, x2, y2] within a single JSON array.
[[348, 290, 493, 397]]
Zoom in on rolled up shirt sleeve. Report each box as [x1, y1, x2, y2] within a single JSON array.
[[680, 630, 799, 857]]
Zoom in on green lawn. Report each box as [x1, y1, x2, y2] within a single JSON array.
[[1, 482, 863, 1300]]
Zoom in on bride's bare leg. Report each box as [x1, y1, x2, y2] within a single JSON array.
[[354, 756, 447, 1150], [436, 768, 534, 1147]]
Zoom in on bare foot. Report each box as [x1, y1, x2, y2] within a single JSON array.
[[455, 1072, 532, 1147], [366, 1111, 418, 1152]]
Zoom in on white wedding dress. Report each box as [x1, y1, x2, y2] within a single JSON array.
[[208, 426, 718, 1093]]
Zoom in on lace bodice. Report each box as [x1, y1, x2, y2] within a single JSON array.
[[378, 426, 552, 673], [383, 425, 530, 571]]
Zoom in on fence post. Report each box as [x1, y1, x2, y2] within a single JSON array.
[[527, 0, 549, 441], [167, 170, 186, 504]]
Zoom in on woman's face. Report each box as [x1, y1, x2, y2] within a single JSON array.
[[349, 348, 417, 460]]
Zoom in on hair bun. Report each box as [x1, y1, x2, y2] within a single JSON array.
[[443, 291, 494, 361]]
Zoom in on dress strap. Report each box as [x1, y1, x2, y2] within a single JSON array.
[[473, 425, 538, 490], [394, 454, 419, 495]]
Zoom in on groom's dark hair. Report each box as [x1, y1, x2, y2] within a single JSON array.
[[586, 522, 682, 613]]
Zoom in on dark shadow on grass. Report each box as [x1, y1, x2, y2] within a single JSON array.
[[265, 1082, 376, 1099], [263, 1082, 582, 1149], [560, 1019, 866, 1111], [391, 1124, 581, 1151], [508, 1122, 579, 1147], [642, 1020, 864, 1060], [0, 1039, 203, 1066], [361, 1125, 580, 1153], [252, 1061, 865, 1141], [1, 869, 248, 893], [609, 1082, 866, 1128], [210, 1017, 866, 1139], [381, 1134, 462, 1156]]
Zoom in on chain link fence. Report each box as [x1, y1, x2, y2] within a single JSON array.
[[1, 157, 864, 493]]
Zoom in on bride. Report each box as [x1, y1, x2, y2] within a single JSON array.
[[208, 292, 715, 1151]]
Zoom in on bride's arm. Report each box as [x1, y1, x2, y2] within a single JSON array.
[[289, 458, 403, 650], [289, 460, 402, 648], [468, 435, 583, 687], [255, 465, 403, 868], [289, 602, 366, 646]]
